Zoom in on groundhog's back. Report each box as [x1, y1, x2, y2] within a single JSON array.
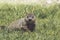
[[8, 18, 26, 30]]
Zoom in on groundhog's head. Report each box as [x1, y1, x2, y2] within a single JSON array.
[[25, 13, 35, 23], [24, 13, 36, 32]]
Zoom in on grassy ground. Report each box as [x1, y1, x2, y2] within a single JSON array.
[[0, 3, 60, 40]]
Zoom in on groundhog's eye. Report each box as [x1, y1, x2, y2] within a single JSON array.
[[32, 16, 34, 18]]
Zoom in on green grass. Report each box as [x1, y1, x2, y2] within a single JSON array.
[[0, 3, 60, 40]]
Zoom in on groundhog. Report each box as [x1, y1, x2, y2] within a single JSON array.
[[8, 13, 36, 32]]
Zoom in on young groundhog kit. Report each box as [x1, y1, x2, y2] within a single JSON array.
[[8, 13, 36, 32]]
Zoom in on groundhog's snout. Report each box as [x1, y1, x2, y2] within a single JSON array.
[[29, 18, 32, 21], [29, 19, 31, 21]]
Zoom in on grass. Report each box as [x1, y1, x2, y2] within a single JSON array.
[[0, 3, 60, 40]]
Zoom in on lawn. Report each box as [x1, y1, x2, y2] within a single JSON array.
[[0, 3, 60, 40]]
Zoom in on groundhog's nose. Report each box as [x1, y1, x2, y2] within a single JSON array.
[[29, 19, 32, 21]]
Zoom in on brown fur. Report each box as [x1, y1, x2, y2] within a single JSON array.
[[8, 13, 36, 32]]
